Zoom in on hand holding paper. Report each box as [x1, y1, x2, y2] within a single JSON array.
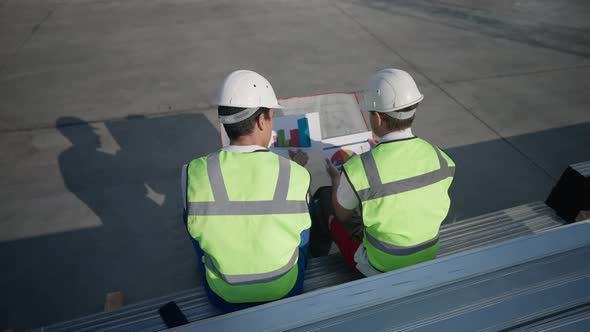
[[289, 149, 309, 167], [325, 158, 341, 183], [367, 137, 380, 148]]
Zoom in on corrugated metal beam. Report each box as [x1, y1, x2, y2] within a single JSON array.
[[172, 221, 590, 332]]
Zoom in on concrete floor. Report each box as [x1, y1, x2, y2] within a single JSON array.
[[1, 0, 589, 330]]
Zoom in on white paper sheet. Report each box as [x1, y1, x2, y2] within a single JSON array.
[[269, 112, 323, 158]]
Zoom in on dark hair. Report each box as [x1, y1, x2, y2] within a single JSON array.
[[219, 106, 271, 140], [371, 103, 418, 131]]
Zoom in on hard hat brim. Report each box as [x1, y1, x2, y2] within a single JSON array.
[[217, 102, 284, 110], [357, 91, 423, 113]]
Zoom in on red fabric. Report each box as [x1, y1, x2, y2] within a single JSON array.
[[326, 214, 362, 273]]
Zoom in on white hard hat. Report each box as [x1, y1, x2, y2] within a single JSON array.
[[217, 70, 283, 124], [360, 69, 423, 120]]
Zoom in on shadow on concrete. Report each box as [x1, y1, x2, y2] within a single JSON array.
[[0, 113, 219, 330], [444, 121, 590, 223], [1, 119, 589, 331]]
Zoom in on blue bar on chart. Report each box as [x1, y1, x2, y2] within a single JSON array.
[[297, 117, 311, 147]]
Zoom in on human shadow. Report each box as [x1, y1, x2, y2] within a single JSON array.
[[0, 113, 219, 330], [2, 117, 589, 331], [56, 113, 222, 295]]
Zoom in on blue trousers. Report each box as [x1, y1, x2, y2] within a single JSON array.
[[184, 220, 309, 313]]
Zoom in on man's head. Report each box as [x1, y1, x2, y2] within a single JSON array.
[[361, 69, 423, 137], [219, 106, 273, 142], [217, 70, 282, 146], [369, 103, 417, 137]]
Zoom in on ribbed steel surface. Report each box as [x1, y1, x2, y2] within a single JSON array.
[[439, 202, 564, 257], [520, 307, 590, 331], [35, 202, 565, 332], [572, 161, 590, 177], [180, 221, 590, 332]]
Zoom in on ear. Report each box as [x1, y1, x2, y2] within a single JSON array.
[[375, 112, 383, 127], [256, 112, 265, 131]]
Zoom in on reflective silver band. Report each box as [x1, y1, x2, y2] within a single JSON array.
[[385, 109, 416, 120], [207, 152, 229, 201], [218, 107, 260, 124], [365, 231, 439, 256], [188, 200, 308, 216], [189, 153, 305, 286], [357, 146, 454, 202], [204, 248, 299, 285], [273, 157, 291, 201], [360, 152, 382, 189], [188, 152, 307, 215]]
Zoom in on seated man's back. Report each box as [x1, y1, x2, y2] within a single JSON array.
[[186, 149, 310, 304], [343, 136, 454, 272], [183, 70, 311, 311], [315, 68, 455, 276]]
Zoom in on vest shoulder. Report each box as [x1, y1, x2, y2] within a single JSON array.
[[342, 152, 363, 172], [187, 155, 208, 169], [374, 137, 438, 152], [377, 138, 455, 166], [411, 138, 454, 160]]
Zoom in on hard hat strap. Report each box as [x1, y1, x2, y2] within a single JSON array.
[[218, 107, 260, 124]]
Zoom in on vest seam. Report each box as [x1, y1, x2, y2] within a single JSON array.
[[365, 230, 440, 255], [342, 167, 363, 218], [436, 147, 457, 186], [204, 248, 299, 286], [184, 161, 191, 225]]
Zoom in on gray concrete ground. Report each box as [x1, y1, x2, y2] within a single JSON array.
[[1, 0, 589, 330]]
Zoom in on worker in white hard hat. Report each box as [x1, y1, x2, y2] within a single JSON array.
[[181, 70, 312, 312], [311, 69, 456, 276]]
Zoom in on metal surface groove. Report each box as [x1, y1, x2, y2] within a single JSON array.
[[39, 202, 566, 331], [440, 219, 560, 256], [521, 309, 590, 331], [572, 161, 590, 177], [442, 202, 547, 228], [440, 216, 560, 251], [182, 223, 590, 331], [46, 288, 201, 331]]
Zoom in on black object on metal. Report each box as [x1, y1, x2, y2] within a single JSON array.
[[546, 163, 590, 223], [158, 301, 189, 328]]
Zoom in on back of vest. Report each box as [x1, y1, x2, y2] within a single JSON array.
[[186, 150, 311, 303], [344, 138, 455, 271]]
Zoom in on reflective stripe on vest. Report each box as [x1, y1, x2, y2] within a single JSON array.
[[188, 152, 308, 216], [357, 143, 453, 256], [365, 231, 439, 256], [188, 151, 307, 285], [204, 249, 298, 286], [357, 146, 455, 202]]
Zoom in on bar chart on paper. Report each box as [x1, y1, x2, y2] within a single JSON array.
[[273, 117, 312, 148], [219, 111, 322, 153], [270, 112, 321, 153]]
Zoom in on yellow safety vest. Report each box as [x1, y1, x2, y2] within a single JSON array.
[[343, 137, 455, 272], [186, 150, 311, 303]]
